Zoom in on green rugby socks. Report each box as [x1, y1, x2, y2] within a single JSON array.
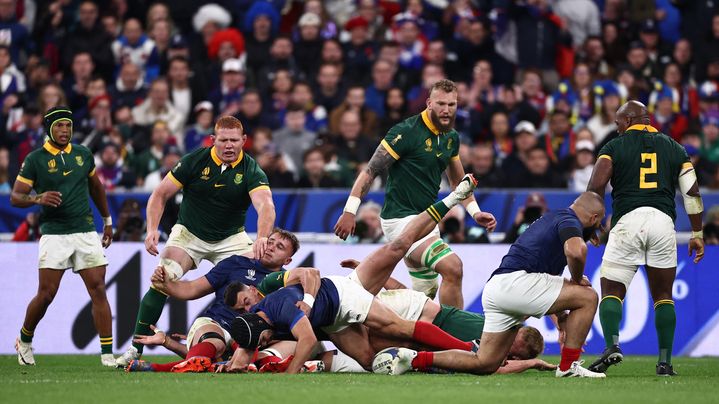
[[100, 336, 113, 354], [20, 326, 34, 343], [132, 287, 168, 353], [654, 300, 676, 364], [599, 296, 623, 347], [426, 201, 450, 223]]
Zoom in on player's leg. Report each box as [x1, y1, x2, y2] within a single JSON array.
[[170, 323, 228, 373], [406, 237, 463, 307], [328, 324, 375, 370], [645, 265, 677, 375], [16, 268, 65, 365], [427, 330, 518, 375], [78, 265, 114, 365], [431, 305, 486, 342]]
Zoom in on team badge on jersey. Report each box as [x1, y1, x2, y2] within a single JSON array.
[[245, 269, 256, 281], [447, 138, 453, 150], [424, 138, 432, 152], [75, 156, 84, 166], [234, 173, 243, 184], [48, 159, 57, 173], [201, 166, 210, 180]]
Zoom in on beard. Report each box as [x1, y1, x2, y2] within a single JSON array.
[[429, 108, 456, 133]]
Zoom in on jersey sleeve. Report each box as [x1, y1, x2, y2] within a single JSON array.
[[556, 212, 583, 243], [167, 154, 192, 188], [16, 156, 37, 187], [85, 147, 97, 177], [673, 141, 691, 173], [450, 133, 460, 161], [261, 293, 306, 330], [247, 161, 270, 194], [204, 258, 234, 290], [597, 140, 615, 163], [256, 270, 287, 296], [380, 123, 410, 160]]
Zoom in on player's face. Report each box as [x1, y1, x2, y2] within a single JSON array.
[[258, 329, 274, 348], [213, 128, 246, 163], [259, 234, 293, 267], [233, 286, 263, 313], [427, 90, 457, 132], [51, 120, 73, 147]]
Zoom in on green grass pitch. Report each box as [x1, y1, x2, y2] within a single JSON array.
[[2, 355, 719, 404]]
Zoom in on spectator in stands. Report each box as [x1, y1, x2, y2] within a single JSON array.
[[60, 1, 113, 81], [602, 21, 627, 68], [37, 82, 66, 114], [466, 143, 502, 188], [237, 90, 277, 136], [671, 39, 695, 86], [113, 198, 145, 242], [293, 13, 324, 78], [703, 206, 719, 245], [509, 145, 565, 188], [243, 1, 279, 79], [0, 0, 31, 67], [274, 102, 318, 172], [252, 126, 296, 188], [314, 63, 345, 112], [256, 36, 300, 96], [149, 19, 173, 69], [554, 0, 600, 49], [649, 82, 688, 142], [333, 109, 376, 170], [96, 142, 136, 191], [342, 16, 377, 86], [132, 121, 170, 185], [269, 68, 294, 113], [488, 111, 513, 163], [681, 133, 716, 187], [502, 120, 539, 180], [184, 101, 214, 152], [365, 59, 395, 118], [440, 205, 491, 244], [319, 38, 344, 71], [520, 69, 547, 121], [540, 110, 576, 170], [407, 63, 446, 114], [112, 18, 160, 83], [569, 62, 595, 124], [205, 28, 245, 92], [491, 84, 542, 131], [12, 212, 39, 241], [296, 146, 341, 189], [61, 52, 95, 112], [289, 80, 328, 133], [353, 200, 385, 243], [208, 58, 246, 117], [700, 110, 719, 164], [452, 19, 496, 83], [76, 94, 113, 152], [131, 77, 183, 136], [304, 0, 338, 40], [0, 146, 9, 192], [356, 0, 389, 42], [587, 80, 621, 144], [639, 19, 671, 66], [329, 85, 378, 139], [393, 13, 425, 75], [626, 41, 654, 98], [378, 87, 406, 135], [503, 192, 548, 243], [425, 39, 461, 84], [167, 56, 204, 128], [568, 139, 596, 192], [143, 145, 181, 192], [110, 62, 147, 110], [582, 36, 612, 79]]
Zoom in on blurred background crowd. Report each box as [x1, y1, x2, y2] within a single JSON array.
[[1, 0, 719, 243]]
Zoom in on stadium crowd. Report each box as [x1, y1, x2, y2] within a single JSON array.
[[0, 0, 717, 194]]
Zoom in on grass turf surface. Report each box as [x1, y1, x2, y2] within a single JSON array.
[[2, 355, 718, 404]]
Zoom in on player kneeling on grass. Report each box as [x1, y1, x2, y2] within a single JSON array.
[[126, 230, 315, 373], [384, 192, 607, 378]]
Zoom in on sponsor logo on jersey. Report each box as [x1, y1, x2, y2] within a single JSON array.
[[48, 159, 57, 173], [245, 269, 256, 281], [63, 170, 74, 176], [201, 166, 210, 180], [234, 173, 244, 185], [75, 156, 84, 166], [213, 183, 226, 188]]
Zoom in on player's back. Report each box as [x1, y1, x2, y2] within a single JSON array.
[[598, 125, 689, 226]]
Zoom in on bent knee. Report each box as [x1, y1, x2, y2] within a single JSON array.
[[435, 256, 462, 281]]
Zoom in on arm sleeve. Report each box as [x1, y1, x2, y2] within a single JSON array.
[[597, 140, 614, 162], [86, 148, 97, 177], [247, 163, 270, 194], [450, 133, 460, 160], [557, 213, 583, 243], [256, 270, 287, 296], [380, 124, 409, 160], [204, 258, 233, 290], [16, 157, 37, 187], [167, 154, 192, 186]]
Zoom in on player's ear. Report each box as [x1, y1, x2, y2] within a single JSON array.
[[283, 257, 292, 266]]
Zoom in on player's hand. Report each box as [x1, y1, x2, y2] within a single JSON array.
[[334, 212, 356, 240], [253, 236, 268, 259], [101, 225, 113, 248], [132, 325, 165, 346], [151, 265, 167, 284], [531, 359, 557, 371], [340, 258, 360, 269], [295, 301, 312, 316], [144, 230, 160, 256], [35, 191, 62, 207], [170, 333, 187, 341], [473, 212, 497, 232], [689, 237, 705, 264], [571, 276, 591, 287]]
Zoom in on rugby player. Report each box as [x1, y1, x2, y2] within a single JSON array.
[[386, 192, 607, 378], [586, 101, 705, 376], [335, 79, 496, 308], [12, 107, 116, 366], [117, 116, 276, 366]]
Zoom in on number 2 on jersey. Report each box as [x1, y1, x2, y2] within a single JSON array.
[[639, 153, 657, 189]]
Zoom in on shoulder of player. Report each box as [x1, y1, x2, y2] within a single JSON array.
[[71, 143, 93, 156]]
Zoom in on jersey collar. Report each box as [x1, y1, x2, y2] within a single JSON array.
[[421, 109, 441, 136], [43, 141, 72, 155], [211, 146, 243, 168], [626, 124, 658, 133]]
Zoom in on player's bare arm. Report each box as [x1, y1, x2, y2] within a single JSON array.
[[495, 359, 557, 374], [250, 188, 276, 259], [678, 162, 705, 263], [151, 266, 214, 299], [587, 156, 613, 198], [132, 324, 188, 357], [88, 172, 114, 248], [145, 175, 182, 255], [10, 180, 62, 208], [283, 267, 321, 315], [334, 145, 396, 240], [446, 158, 496, 232], [564, 237, 590, 285], [286, 316, 318, 374]]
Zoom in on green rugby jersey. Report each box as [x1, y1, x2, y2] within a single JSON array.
[[17, 142, 96, 235], [256, 270, 288, 297], [167, 147, 270, 242], [380, 110, 460, 219], [598, 124, 690, 227]]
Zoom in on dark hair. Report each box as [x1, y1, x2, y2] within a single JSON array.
[[223, 281, 248, 307], [168, 55, 189, 67], [285, 102, 305, 113], [270, 227, 300, 254]]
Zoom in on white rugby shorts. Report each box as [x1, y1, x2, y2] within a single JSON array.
[[38, 232, 108, 271]]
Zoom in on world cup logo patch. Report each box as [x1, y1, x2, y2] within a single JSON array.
[[47, 159, 57, 173], [201, 166, 210, 180], [424, 138, 432, 152]]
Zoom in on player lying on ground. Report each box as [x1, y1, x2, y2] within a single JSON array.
[[127, 230, 317, 372], [228, 175, 483, 373], [384, 192, 608, 378]]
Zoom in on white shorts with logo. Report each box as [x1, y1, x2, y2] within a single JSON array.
[[38, 232, 108, 271], [376, 289, 429, 322], [185, 316, 232, 350], [381, 215, 441, 258], [482, 271, 564, 333], [321, 276, 375, 334], [165, 224, 253, 277]]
